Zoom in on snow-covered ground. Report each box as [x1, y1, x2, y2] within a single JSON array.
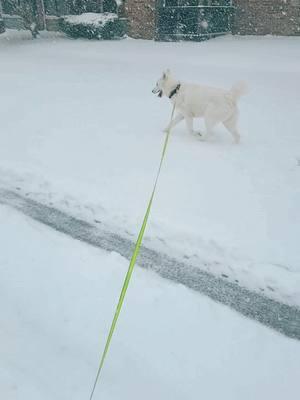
[[0, 30, 300, 307], [1, 204, 300, 400]]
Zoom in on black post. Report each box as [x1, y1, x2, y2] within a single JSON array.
[[36, 0, 46, 29], [155, 0, 163, 41]]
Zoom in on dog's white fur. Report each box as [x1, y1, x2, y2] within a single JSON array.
[[152, 70, 247, 143]]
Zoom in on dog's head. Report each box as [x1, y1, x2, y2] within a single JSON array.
[[152, 69, 171, 98]]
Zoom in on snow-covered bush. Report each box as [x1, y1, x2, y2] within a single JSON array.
[[2, 0, 39, 38], [60, 12, 126, 40]]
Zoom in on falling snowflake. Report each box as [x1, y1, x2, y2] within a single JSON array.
[[200, 20, 209, 29]]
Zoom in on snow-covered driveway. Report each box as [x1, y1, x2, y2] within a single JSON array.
[[1, 204, 300, 400], [1, 29, 300, 400], [0, 31, 300, 305]]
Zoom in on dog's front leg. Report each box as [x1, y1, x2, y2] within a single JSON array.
[[185, 116, 195, 135], [184, 116, 203, 137], [164, 113, 184, 132]]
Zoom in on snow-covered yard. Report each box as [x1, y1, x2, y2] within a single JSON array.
[[0, 30, 299, 305], [0, 30, 300, 398], [1, 204, 300, 400]]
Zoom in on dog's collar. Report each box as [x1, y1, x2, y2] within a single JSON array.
[[169, 84, 181, 99]]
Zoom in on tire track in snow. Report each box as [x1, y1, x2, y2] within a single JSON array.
[[0, 188, 299, 341]]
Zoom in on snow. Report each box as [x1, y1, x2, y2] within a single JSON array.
[[0, 204, 300, 400], [0, 31, 300, 307], [63, 12, 118, 26]]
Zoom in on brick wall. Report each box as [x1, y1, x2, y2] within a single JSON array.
[[124, 0, 300, 39], [233, 0, 300, 35], [124, 0, 155, 39]]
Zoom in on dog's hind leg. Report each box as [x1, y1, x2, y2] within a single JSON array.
[[164, 113, 184, 132], [223, 112, 240, 144]]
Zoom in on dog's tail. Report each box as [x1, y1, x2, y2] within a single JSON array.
[[229, 81, 248, 102]]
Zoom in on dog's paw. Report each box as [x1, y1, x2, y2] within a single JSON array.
[[193, 130, 205, 139], [197, 132, 209, 142]]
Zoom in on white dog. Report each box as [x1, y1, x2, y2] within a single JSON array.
[[152, 70, 247, 143]]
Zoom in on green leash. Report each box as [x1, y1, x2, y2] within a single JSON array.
[[89, 104, 176, 400]]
